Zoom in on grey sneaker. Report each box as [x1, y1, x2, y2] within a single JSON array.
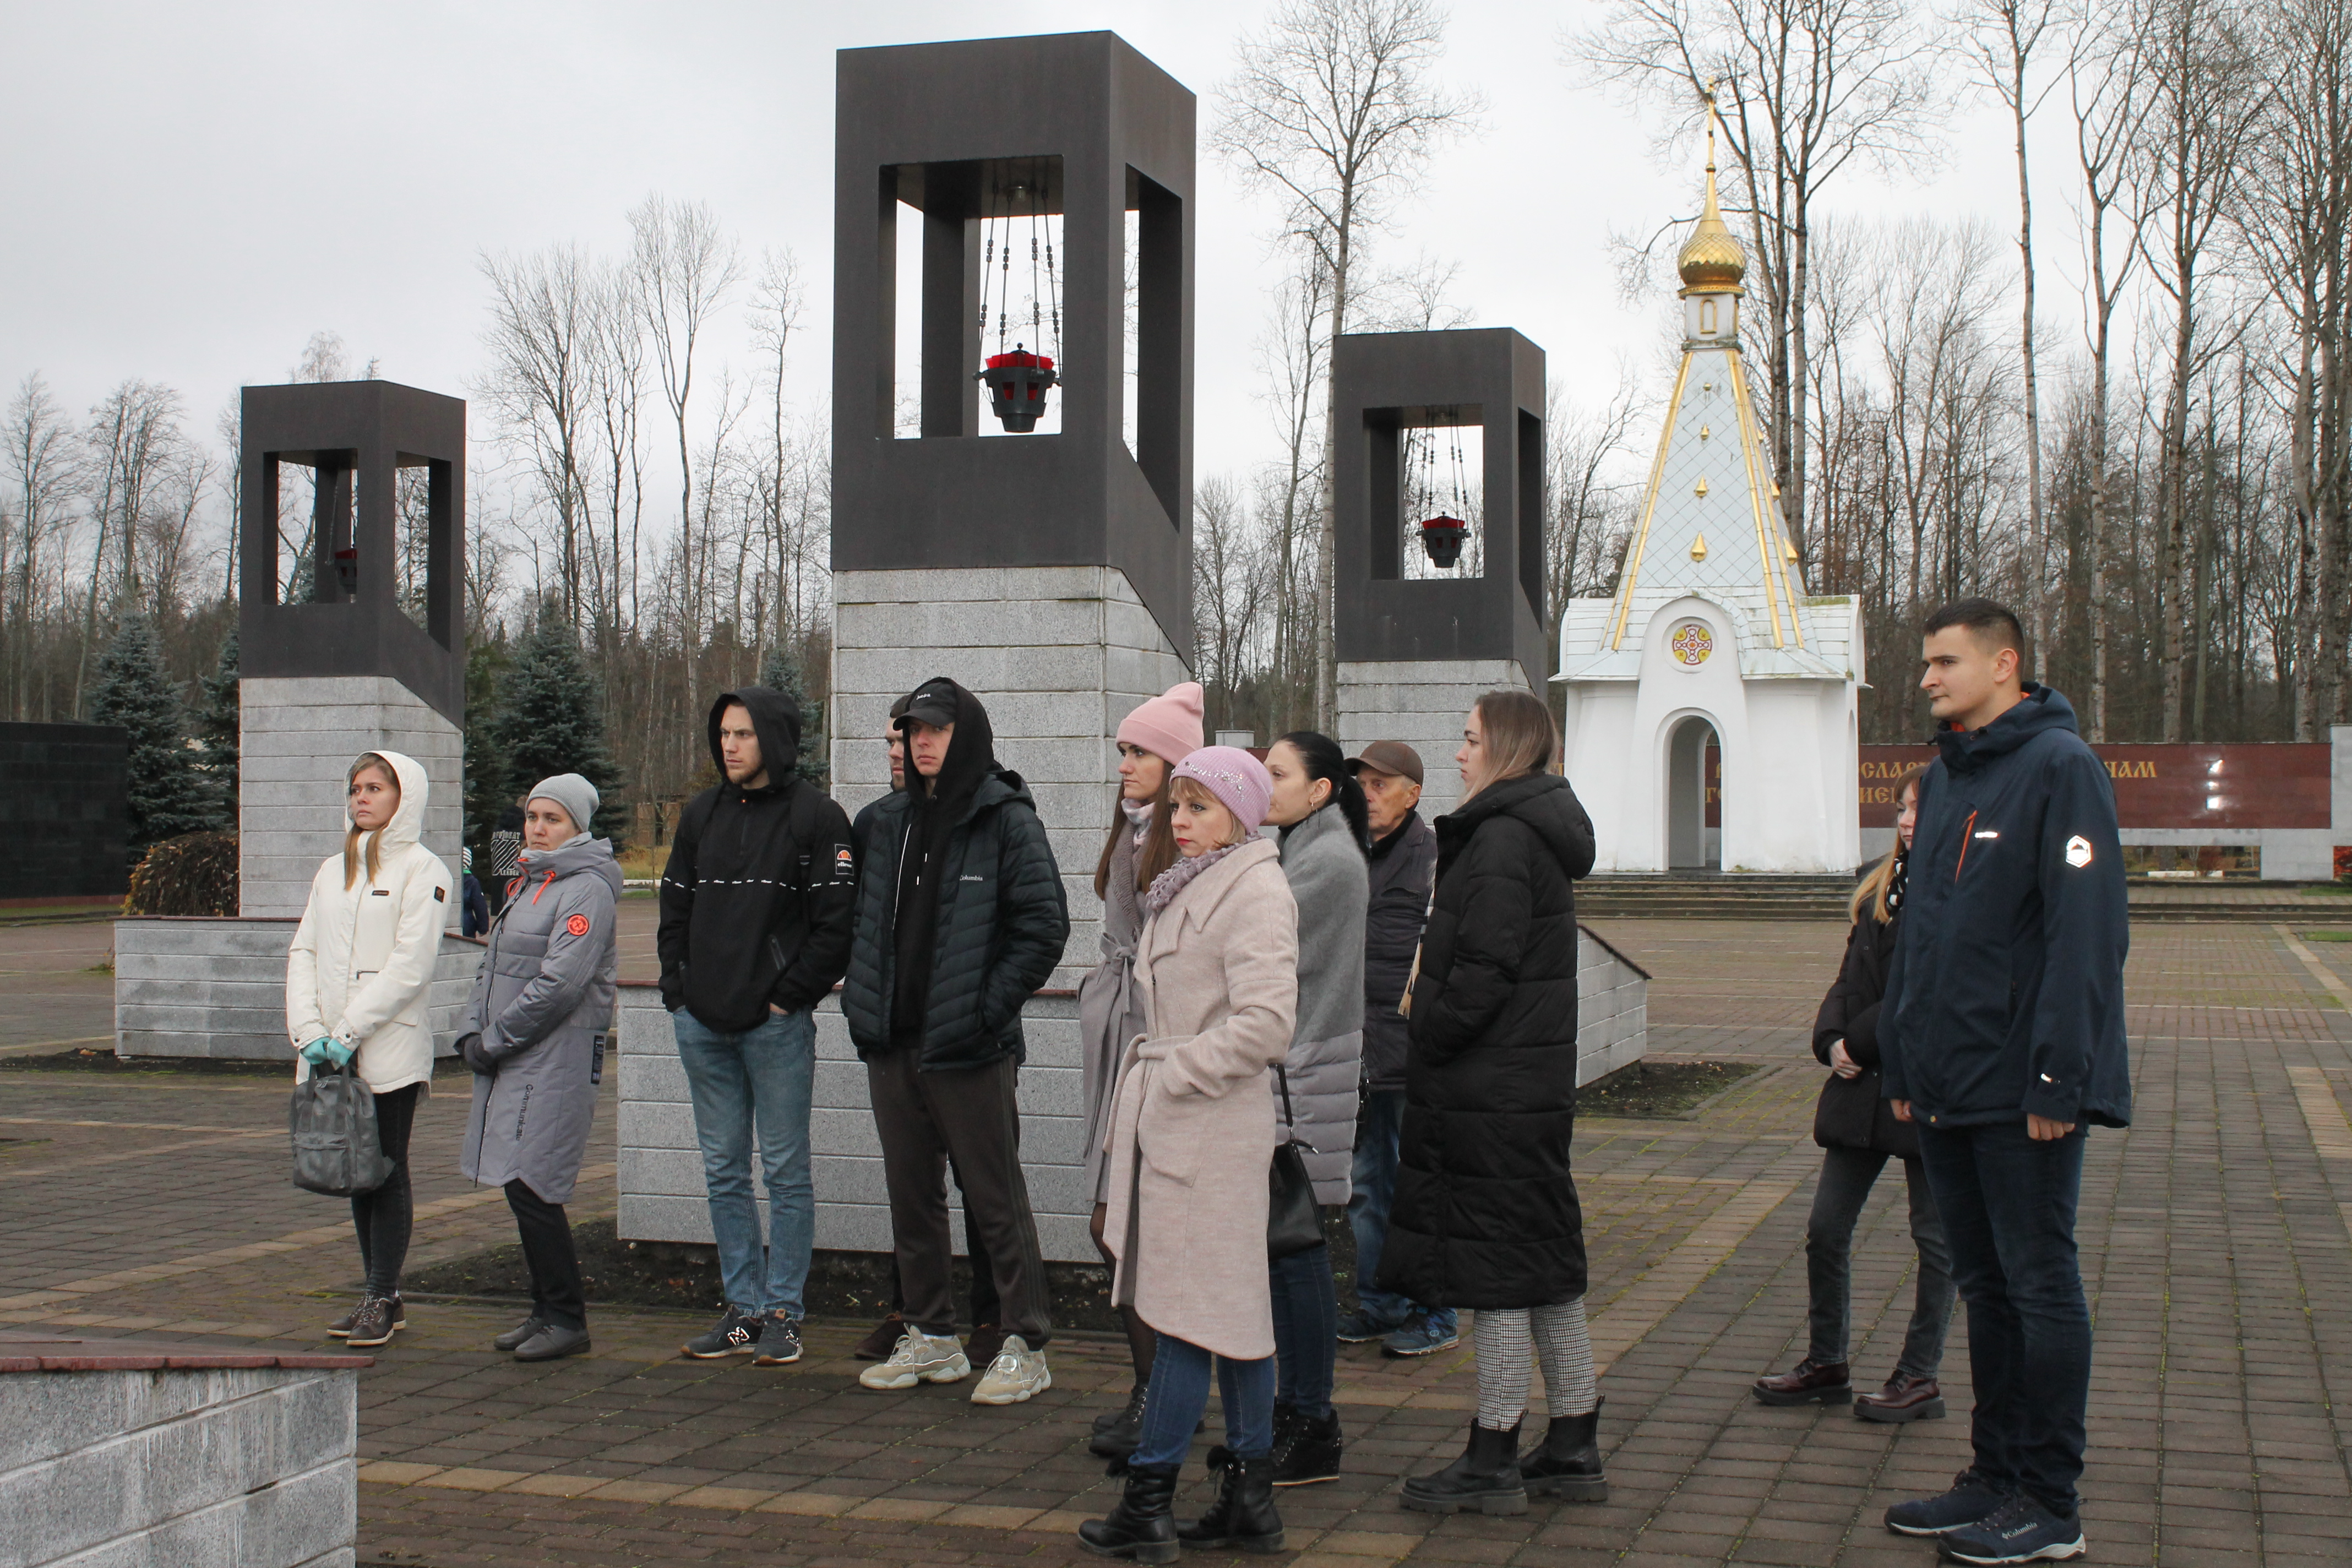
[[969, 1333, 1052, 1404], [754, 1316, 804, 1366], [680, 1306, 763, 1359], [493, 1315, 547, 1352], [513, 1323, 592, 1363], [858, 1326, 971, 1389]]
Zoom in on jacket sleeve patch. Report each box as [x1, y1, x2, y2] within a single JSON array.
[[434, 886, 447, 902], [567, 913, 592, 936], [831, 844, 856, 882], [2064, 835, 2093, 868]]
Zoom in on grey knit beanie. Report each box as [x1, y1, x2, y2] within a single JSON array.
[[528, 773, 600, 837]]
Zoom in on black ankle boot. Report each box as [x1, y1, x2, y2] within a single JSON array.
[[1077, 1462, 1181, 1563], [1178, 1455, 1284, 1553], [1089, 1383, 1150, 1455], [1401, 1422, 1528, 1516], [1521, 1402, 1608, 1501]]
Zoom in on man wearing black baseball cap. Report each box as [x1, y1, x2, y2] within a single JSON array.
[[1339, 742, 1455, 1357], [840, 677, 1070, 1405]]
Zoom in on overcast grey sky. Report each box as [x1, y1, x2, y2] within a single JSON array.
[[2, 1, 2035, 508]]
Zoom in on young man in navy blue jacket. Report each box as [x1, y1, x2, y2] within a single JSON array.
[[1877, 600, 2128, 1566]]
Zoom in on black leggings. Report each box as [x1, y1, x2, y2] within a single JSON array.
[[352, 1084, 420, 1298], [506, 1179, 587, 1330]]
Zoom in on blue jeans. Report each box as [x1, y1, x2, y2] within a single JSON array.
[[1350, 1088, 1456, 1336], [1131, 1332, 1275, 1469], [1270, 1244, 1337, 1419], [1917, 1119, 2093, 1517], [672, 1007, 817, 1320]]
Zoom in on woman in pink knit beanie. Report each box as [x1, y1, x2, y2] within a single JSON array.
[[1078, 680, 1204, 1455]]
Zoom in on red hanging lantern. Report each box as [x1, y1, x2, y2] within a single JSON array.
[[978, 344, 1058, 432], [1418, 515, 1468, 569]]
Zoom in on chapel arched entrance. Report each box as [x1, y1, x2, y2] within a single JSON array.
[[1666, 714, 1722, 871]]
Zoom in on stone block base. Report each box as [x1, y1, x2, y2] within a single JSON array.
[[113, 918, 482, 1060], [1337, 658, 1536, 820], [831, 566, 1188, 990], [1575, 927, 1649, 1085]]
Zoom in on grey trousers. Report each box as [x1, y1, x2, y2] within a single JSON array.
[[1806, 1145, 1956, 1380], [866, 1048, 1052, 1345]]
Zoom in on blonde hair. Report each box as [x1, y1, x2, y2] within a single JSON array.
[[1170, 775, 1252, 848], [342, 753, 400, 889], [1849, 764, 1928, 925], [1464, 689, 1558, 798]]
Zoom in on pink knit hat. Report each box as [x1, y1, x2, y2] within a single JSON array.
[[1172, 745, 1273, 832], [1116, 680, 1205, 766]]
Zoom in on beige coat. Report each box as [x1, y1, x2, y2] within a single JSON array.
[[1103, 837, 1298, 1360]]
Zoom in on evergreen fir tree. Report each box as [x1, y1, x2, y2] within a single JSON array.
[[757, 643, 829, 790], [461, 636, 513, 862], [192, 628, 239, 827], [88, 614, 218, 863], [491, 601, 625, 841]]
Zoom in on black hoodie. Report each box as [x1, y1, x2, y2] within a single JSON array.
[[657, 685, 858, 1033], [1880, 684, 2131, 1130]]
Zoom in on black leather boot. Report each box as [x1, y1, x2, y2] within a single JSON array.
[[1521, 1404, 1608, 1501], [1178, 1455, 1284, 1553], [1077, 1462, 1181, 1563], [1401, 1422, 1527, 1516], [1089, 1384, 1150, 1456]]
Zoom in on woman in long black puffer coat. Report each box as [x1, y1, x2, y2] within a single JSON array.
[[1751, 764, 1955, 1422], [1383, 689, 1607, 1517]]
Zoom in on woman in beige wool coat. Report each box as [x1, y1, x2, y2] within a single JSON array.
[[1082, 747, 1297, 1565]]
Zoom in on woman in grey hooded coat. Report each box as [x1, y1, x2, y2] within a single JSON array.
[[457, 773, 622, 1362]]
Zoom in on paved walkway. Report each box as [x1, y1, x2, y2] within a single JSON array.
[[1, 916, 2349, 1566]]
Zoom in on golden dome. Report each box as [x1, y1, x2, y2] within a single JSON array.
[[1677, 97, 1746, 293]]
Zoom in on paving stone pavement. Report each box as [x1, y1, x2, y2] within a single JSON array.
[[2, 916, 2350, 1566]]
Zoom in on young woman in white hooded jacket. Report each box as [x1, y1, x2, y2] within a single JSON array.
[[285, 749, 454, 1349]]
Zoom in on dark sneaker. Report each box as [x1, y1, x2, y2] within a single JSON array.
[[328, 1296, 403, 1339], [513, 1324, 592, 1363], [1335, 1308, 1398, 1344], [1383, 1313, 1461, 1357], [753, 1316, 804, 1366], [1886, 1470, 2011, 1538], [681, 1306, 763, 1359], [344, 1296, 400, 1348], [1751, 1357, 1853, 1406], [1855, 1372, 1946, 1423], [1270, 1408, 1342, 1486], [853, 1313, 906, 1360], [493, 1315, 547, 1352], [1936, 1495, 2086, 1564]]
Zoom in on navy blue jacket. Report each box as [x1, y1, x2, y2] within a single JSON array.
[[1880, 685, 2131, 1130]]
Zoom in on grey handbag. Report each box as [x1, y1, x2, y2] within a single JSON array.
[[290, 1059, 396, 1196]]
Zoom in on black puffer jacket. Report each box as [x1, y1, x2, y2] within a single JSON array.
[[841, 729, 1069, 1071], [1362, 812, 1436, 1094], [657, 687, 857, 1033], [1380, 771, 1597, 1310], [1812, 877, 1919, 1158]]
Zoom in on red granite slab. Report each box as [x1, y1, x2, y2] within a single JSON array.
[[0, 1331, 371, 1373]]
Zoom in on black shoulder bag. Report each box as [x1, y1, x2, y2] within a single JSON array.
[[1267, 1064, 1322, 1259]]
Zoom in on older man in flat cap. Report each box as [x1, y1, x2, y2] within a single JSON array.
[[1338, 742, 1457, 1358]]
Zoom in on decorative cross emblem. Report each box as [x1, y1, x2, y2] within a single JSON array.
[[1671, 622, 1714, 667]]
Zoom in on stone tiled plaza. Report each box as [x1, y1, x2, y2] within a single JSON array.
[[4, 907, 2351, 1566]]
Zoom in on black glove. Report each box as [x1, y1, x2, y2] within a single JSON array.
[[459, 1033, 499, 1075]]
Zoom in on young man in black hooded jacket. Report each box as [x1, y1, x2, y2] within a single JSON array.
[[659, 685, 856, 1366], [1877, 600, 2128, 1566], [842, 676, 1069, 1404]]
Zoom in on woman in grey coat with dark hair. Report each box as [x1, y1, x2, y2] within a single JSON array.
[[1254, 730, 1369, 1487], [456, 772, 622, 1363]]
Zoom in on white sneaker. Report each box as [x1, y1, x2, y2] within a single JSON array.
[[857, 1327, 971, 1390], [968, 1333, 1052, 1405]]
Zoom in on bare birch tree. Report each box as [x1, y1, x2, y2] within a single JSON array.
[[478, 243, 597, 619], [630, 194, 742, 645], [4, 374, 74, 718], [1215, 0, 1482, 725]]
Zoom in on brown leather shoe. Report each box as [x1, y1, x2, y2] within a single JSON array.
[[1854, 1373, 1945, 1422], [965, 1322, 1008, 1370], [1751, 1358, 1853, 1406], [853, 1313, 906, 1360]]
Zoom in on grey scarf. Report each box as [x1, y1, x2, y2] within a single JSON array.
[[1144, 840, 1244, 916]]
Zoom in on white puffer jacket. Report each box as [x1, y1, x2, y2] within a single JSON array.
[[286, 750, 453, 1094]]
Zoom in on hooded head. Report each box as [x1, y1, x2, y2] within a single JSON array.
[[706, 686, 804, 794], [344, 749, 428, 887], [896, 676, 997, 808]]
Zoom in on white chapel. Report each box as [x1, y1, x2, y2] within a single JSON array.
[[1555, 109, 1863, 875]]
